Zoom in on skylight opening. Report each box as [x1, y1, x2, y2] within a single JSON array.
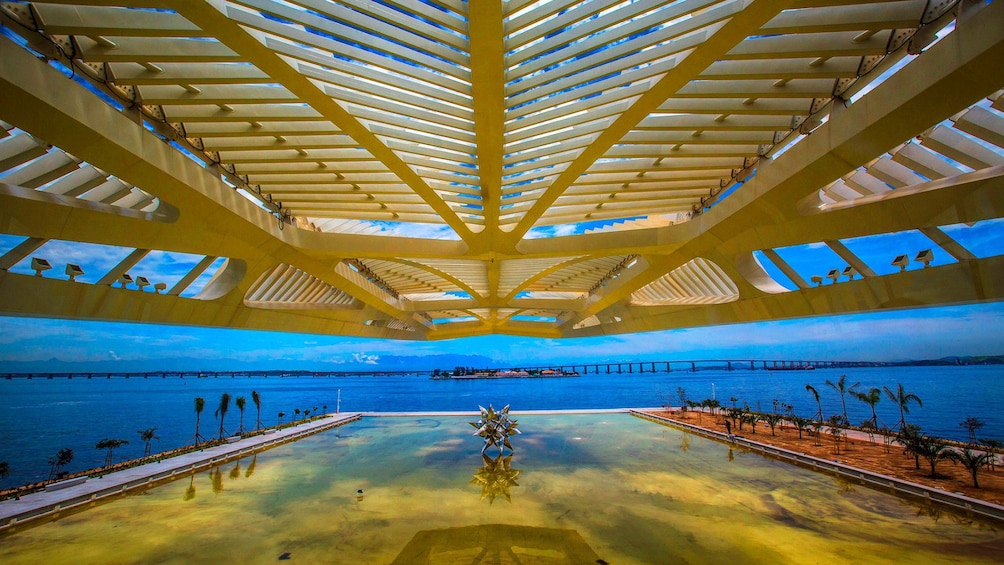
[[840, 230, 954, 276], [182, 257, 228, 297], [940, 218, 1004, 259], [325, 220, 461, 240], [751, 250, 798, 291], [431, 316, 477, 324], [236, 188, 273, 213], [510, 315, 558, 323]]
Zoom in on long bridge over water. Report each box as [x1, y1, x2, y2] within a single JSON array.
[[0, 359, 905, 380]]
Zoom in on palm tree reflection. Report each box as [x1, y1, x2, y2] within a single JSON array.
[[183, 475, 196, 501], [471, 453, 521, 504]]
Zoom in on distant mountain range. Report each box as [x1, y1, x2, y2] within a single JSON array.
[[1, 354, 1001, 375], [0, 353, 498, 374]]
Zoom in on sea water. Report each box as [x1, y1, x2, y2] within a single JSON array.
[[0, 365, 1001, 489]]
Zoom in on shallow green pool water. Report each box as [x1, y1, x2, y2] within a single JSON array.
[[2, 414, 1000, 564]]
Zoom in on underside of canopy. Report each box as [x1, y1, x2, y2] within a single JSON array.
[[0, 0, 1002, 339]]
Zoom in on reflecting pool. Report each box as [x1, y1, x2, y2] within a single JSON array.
[[2, 414, 1000, 564]]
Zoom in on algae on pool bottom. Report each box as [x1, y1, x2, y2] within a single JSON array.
[[1, 414, 1000, 564]]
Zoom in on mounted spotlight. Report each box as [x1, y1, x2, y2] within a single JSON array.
[[826, 269, 840, 284], [118, 273, 134, 288], [135, 276, 151, 291], [810, 275, 824, 286], [891, 254, 909, 272], [65, 263, 84, 282], [914, 249, 933, 268], [154, 282, 167, 294], [31, 257, 52, 277], [842, 266, 857, 280]]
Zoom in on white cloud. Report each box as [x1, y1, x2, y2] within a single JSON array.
[[352, 352, 379, 365], [108, 350, 120, 360]]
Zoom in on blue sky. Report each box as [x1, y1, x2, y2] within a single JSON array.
[[1, 301, 1002, 372], [1, 218, 1002, 372]]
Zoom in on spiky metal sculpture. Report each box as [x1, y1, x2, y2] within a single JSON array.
[[470, 404, 521, 455]]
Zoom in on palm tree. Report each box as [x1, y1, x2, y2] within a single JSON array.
[[193, 397, 207, 446], [278, 411, 285, 425], [897, 424, 924, 470], [96, 438, 129, 467], [945, 448, 993, 488], [0, 461, 9, 481], [48, 448, 74, 480], [910, 436, 953, 478], [854, 388, 882, 430], [884, 383, 922, 432], [827, 415, 844, 454], [252, 390, 262, 431], [804, 384, 823, 422], [294, 408, 301, 422], [825, 374, 859, 426], [763, 413, 783, 436], [137, 427, 159, 457], [216, 393, 231, 440], [959, 416, 985, 445], [235, 396, 247, 434]]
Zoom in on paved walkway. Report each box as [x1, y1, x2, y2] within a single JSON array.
[[0, 413, 360, 530]]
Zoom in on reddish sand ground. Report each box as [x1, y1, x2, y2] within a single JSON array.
[[647, 409, 1004, 506]]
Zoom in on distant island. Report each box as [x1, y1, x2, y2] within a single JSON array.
[[431, 367, 579, 380]]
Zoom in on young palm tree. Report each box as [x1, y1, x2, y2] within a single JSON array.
[[884, 383, 922, 432], [911, 436, 953, 478], [193, 397, 207, 446], [294, 408, 301, 422], [0, 461, 9, 481], [827, 415, 844, 454], [825, 374, 859, 426], [763, 413, 783, 436], [252, 390, 262, 431], [959, 416, 985, 445], [854, 388, 882, 430], [278, 411, 285, 425], [96, 438, 129, 467], [235, 396, 247, 434], [804, 384, 823, 423], [945, 448, 993, 488], [48, 448, 74, 480], [216, 393, 231, 440], [137, 427, 159, 457]]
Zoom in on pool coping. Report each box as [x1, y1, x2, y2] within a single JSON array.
[[0, 412, 361, 532], [631, 410, 1004, 523]]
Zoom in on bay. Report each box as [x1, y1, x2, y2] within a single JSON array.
[[0, 365, 1001, 489]]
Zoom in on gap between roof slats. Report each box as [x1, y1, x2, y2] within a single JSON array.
[[229, 9, 470, 89], [507, 0, 722, 83], [265, 36, 472, 98], [333, 0, 470, 51], [231, 0, 470, 69], [504, 0, 582, 38], [303, 68, 473, 123], [506, 0, 679, 68]]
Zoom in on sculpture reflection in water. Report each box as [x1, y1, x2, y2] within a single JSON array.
[[471, 453, 521, 504], [470, 404, 520, 455]]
